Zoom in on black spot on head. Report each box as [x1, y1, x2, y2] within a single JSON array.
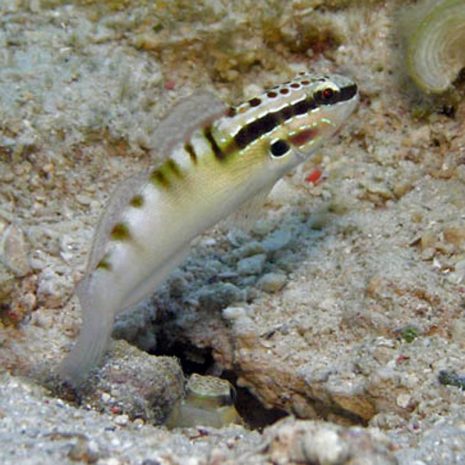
[[270, 139, 290, 158], [249, 97, 261, 107], [267, 91, 278, 98], [279, 88, 290, 95], [301, 80, 310, 86], [290, 83, 300, 89]]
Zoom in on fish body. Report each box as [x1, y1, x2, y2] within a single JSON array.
[[60, 72, 358, 385]]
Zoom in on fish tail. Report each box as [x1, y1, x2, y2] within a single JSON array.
[[58, 277, 116, 386]]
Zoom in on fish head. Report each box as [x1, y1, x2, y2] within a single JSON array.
[[216, 72, 358, 182], [263, 72, 359, 176]]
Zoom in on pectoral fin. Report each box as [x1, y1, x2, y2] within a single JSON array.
[[224, 182, 275, 231]]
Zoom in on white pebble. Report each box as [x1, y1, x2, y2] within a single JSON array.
[[222, 306, 247, 320], [113, 414, 129, 426], [396, 393, 411, 409], [257, 273, 287, 293], [301, 429, 348, 464]]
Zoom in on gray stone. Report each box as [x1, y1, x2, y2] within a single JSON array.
[[233, 241, 267, 259], [197, 282, 245, 312], [68, 436, 100, 463], [261, 229, 293, 253], [78, 340, 184, 425], [257, 272, 287, 293], [237, 254, 267, 276], [0, 223, 31, 277]]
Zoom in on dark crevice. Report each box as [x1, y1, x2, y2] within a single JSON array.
[[153, 336, 214, 374], [221, 370, 288, 430], [152, 337, 288, 430]]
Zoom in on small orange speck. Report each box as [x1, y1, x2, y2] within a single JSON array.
[[305, 168, 323, 184], [164, 80, 176, 90], [396, 354, 410, 365]]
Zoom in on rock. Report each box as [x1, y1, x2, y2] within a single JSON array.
[[396, 393, 412, 409], [233, 241, 267, 259], [0, 265, 15, 304], [222, 306, 248, 321], [443, 225, 465, 248], [261, 229, 293, 253], [264, 418, 397, 465], [113, 302, 157, 353], [397, 422, 465, 465], [197, 283, 245, 312], [113, 414, 129, 427], [68, 436, 100, 463], [256, 272, 287, 293], [236, 254, 267, 276], [448, 259, 465, 284], [300, 428, 349, 464], [1, 274, 37, 326], [0, 224, 31, 277], [36, 267, 73, 308], [98, 459, 123, 465], [326, 375, 376, 421], [168, 271, 188, 297], [76, 340, 184, 425], [251, 218, 275, 236], [273, 251, 299, 273], [226, 229, 250, 247]]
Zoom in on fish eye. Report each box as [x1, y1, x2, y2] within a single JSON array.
[[270, 139, 291, 158], [322, 88, 334, 100], [316, 87, 340, 104], [315, 87, 340, 105]]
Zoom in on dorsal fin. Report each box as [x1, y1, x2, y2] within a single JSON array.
[[84, 90, 226, 274], [85, 171, 149, 272], [149, 90, 227, 158], [83, 91, 226, 277]]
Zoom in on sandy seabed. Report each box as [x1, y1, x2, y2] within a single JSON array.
[[1, 1, 465, 464]]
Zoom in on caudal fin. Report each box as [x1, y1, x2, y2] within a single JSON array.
[[59, 279, 116, 386]]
